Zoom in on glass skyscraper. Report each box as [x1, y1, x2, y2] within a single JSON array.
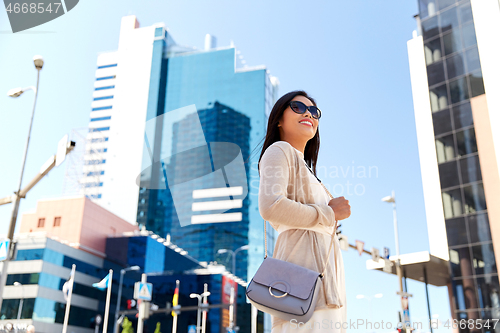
[[408, 0, 500, 329]]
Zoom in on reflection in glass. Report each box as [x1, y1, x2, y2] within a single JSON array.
[[456, 128, 478, 157], [450, 246, 473, 278], [463, 183, 487, 214], [462, 22, 477, 49], [456, 310, 482, 333], [443, 30, 463, 56], [437, 0, 456, 11], [446, 217, 468, 246], [430, 83, 448, 112], [452, 102, 473, 130], [460, 155, 482, 184], [468, 70, 485, 97], [419, 0, 437, 18], [439, 6, 459, 33], [422, 16, 440, 40], [472, 243, 497, 275], [424, 37, 442, 65], [449, 77, 469, 104], [465, 47, 481, 73], [459, 3, 473, 24], [427, 61, 446, 86], [446, 52, 465, 79], [436, 134, 455, 163], [439, 160, 460, 188], [477, 276, 500, 318], [432, 108, 452, 135], [442, 188, 463, 218], [452, 277, 479, 311], [468, 213, 491, 244]]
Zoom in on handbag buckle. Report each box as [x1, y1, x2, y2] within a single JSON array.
[[269, 286, 288, 298]]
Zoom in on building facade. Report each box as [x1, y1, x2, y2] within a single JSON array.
[[408, 0, 500, 329]]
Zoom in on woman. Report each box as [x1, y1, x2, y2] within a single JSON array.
[[257, 90, 351, 333]]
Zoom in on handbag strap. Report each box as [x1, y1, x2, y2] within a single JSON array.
[[264, 160, 339, 279]]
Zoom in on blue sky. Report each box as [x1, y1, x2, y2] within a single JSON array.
[[0, 0, 453, 331]]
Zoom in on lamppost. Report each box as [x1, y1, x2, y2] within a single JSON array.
[[382, 191, 410, 326], [14, 282, 24, 332], [217, 245, 249, 276], [113, 266, 140, 333], [356, 293, 383, 332], [0, 56, 44, 311], [190, 291, 211, 333]]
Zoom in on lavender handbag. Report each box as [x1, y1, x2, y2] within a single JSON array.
[[246, 162, 339, 323]]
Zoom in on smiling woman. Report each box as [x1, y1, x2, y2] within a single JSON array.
[[254, 91, 351, 333]]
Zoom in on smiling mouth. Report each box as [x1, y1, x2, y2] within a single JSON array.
[[299, 121, 313, 127]]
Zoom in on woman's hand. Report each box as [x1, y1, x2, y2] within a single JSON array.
[[328, 196, 351, 221]]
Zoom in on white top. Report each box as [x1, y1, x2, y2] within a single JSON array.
[[273, 146, 347, 333]]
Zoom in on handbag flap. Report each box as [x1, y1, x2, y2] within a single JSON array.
[[252, 257, 320, 300]]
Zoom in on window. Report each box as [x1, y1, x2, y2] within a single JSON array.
[[459, 3, 473, 24], [446, 52, 465, 79], [443, 30, 463, 56], [439, 160, 460, 188], [465, 47, 481, 73], [468, 70, 485, 97], [456, 128, 478, 157], [450, 247, 473, 278], [446, 217, 468, 246], [476, 275, 500, 309], [472, 243, 497, 275], [95, 75, 116, 81], [460, 155, 482, 184], [429, 83, 448, 112], [95, 85, 115, 91], [93, 96, 113, 101], [91, 106, 112, 112], [97, 64, 117, 69], [442, 188, 463, 218], [461, 22, 477, 49], [436, 134, 455, 163], [452, 102, 473, 130], [419, 0, 437, 19], [468, 213, 491, 244], [437, 0, 455, 11], [424, 37, 442, 65], [432, 108, 452, 135], [463, 183, 487, 214], [449, 77, 469, 104], [451, 277, 479, 310], [427, 60, 446, 86], [439, 6, 459, 33], [54, 217, 61, 227], [37, 218, 45, 228], [422, 16, 439, 40]]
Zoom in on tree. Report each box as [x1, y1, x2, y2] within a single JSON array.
[[154, 322, 162, 333], [121, 317, 134, 333]]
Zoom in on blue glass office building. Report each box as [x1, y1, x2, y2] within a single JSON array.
[[134, 20, 279, 333]]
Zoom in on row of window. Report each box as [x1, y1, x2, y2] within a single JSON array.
[[421, 1, 473, 41], [90, 116, 111, 122], [95, 75, 116, 81], [446, 212, 491, 247], [90, 127, 110, 132], [37, 216, 61, 228], [95, 85, 115, 91], [452, 273, 499, 312], [83, 182, 103, 188], [97, 63, 117, 69], [439, 154, 481, 188], [84, 159, 106, 165], [86, 171, 105, 176], [418, 0, 467, 20], [442, 182, 486, 219], [426, 45, 481, 84], [93, 95, 113, 101], [90, 137, 109, 143], [91, 106, 112, 112], [436, 127, 478, 164], [450, 242, 496, 277], [432, 101, 473, 136]]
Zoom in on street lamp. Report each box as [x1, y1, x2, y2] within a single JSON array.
[[190, 291, 211, 333], [356, 293, 383, 331], [0, 56, 44, 310], [217, 245, 249, 276], [382, 191, 407, 324], [14, 282, 24, 332], [113, 266, 140, 333]]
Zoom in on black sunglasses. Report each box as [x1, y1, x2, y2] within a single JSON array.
[[289, 100, 322, 120]]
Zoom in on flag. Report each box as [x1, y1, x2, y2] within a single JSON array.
[[62, 267, 75, 301], [171, 284, 179, 317], [92, 273, 110, 290]]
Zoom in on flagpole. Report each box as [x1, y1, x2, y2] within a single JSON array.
[[62, 264, 76, 333], [103, 269, 113, 333], [172, 280, 179, 333]]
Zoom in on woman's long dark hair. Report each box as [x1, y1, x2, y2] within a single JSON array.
[[257, 90, 320, 176]]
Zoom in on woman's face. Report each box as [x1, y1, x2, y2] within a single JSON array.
[[278, 95, 318, 143]]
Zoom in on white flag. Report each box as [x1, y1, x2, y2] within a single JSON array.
[[62, 268, 75, 301]]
